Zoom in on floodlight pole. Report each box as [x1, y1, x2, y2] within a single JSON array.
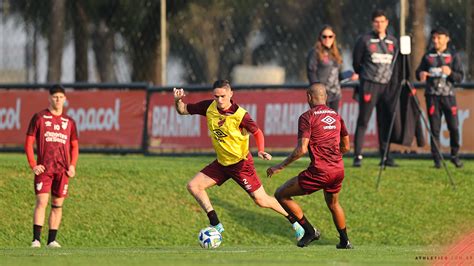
[[161, 0, 167, 85]]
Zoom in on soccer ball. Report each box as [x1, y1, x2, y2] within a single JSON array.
[[198, 227, 222, 249]]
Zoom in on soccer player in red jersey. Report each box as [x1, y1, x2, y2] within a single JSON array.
[[25, 85, 79, 248], [174, 80, 305, 239], [267, 83, 353, 248]]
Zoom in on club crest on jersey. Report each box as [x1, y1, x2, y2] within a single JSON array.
[[218, 117, 226, 127], [61, 120, 68, 130], [321, 115, 336, 130], [36, 182, 43, 191]]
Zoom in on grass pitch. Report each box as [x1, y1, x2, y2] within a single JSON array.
[[0, 153, 473, 265]]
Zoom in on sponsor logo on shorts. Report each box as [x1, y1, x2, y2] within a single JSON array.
[[321, 115, 336, 130], [62, 184, 68, 195], [36, 182, 43, 191]]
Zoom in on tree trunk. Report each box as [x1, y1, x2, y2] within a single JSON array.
[[73, 1, 89, 82], [92, 20, 115, 82], [46, 0, 66, 82], [410, 0, 426, 81]]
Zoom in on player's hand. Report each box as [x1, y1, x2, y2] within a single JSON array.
[[173, 88, 185, 102], [350, 73, 359, 81], [32, 165, 45, 176], [67, 165, 76, 178], [258, 151, 272, 161], [441, 66, 452, 76], [419, 71, 430, 82], [266, 165, 283, 178]]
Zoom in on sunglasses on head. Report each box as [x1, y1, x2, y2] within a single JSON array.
[[321, 35, 334, 39]]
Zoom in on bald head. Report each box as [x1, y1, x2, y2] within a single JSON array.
[[307, 83, 327, 107]]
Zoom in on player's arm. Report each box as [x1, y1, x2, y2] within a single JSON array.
[[340, 136, 350, 154], [352, 36, 365, 74], [447, 53, 464, 83], [339, 118, 350, 154], [306, 49, 319, 83], [416, 55, 430, 81], [67, 140, 79, 178], [241, 113, 272, 160], [173, 87, 189, 115], [25, 115, 45, 175], [266, 137, 309, 178]]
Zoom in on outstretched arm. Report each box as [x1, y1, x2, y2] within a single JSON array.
[[253, 129, 272, 160], [266, 137, 309, 178], [173, 88, 189, 115]]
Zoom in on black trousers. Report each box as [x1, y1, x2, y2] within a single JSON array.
[[425, 95, 460, 160], [354, 79, 400, 158], [327, 98, 340, 112]]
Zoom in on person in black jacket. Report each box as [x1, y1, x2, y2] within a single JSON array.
[[306, 25, 358, 111], [352, 9, 399, 167], [416, 27, 464, 168]]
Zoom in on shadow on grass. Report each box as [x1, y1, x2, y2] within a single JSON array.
[[213, 197, 332, 245]]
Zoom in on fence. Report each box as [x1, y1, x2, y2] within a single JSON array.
[[1, 83, 473, 156]]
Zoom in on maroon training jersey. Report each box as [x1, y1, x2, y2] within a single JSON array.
[[26, 109, 78, 174], [298, 104, 348, 172], [187, 100, 259, 133]]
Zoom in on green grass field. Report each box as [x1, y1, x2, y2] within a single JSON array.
[[1, 153, 473, 265]]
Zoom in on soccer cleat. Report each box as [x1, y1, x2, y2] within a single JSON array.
[[450, 156, 464, 168], [31, 240, 41, 248], [434, 160, 442, 169], [292, 222, 305, 241], [211, 223, 224, 234], [296, 228, 321, 248], [353, 155, 363, 167], [336, 240, 354, 249], [47, 241, 61, 248]]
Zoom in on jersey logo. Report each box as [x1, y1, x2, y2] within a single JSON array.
[[36, 182, 43, 191], [212, 129, 228, 138], [61, 120, 68, 130], [321, 115, 336, 130], [45, 121, 52, 127], [43, 115, 52, 119]]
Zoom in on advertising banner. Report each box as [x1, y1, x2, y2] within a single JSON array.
[[0, 89, 146, 149], [148, 88, 473, 153]]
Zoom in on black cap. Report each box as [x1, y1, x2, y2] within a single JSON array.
[[431, 27, 450, 37], [49, 84, 66, 95]]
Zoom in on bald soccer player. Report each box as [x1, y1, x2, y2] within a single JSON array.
[[267, 83, 353, 249]]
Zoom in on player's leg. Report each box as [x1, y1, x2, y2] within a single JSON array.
[[32, 193, 49, 247], [249, 186, 287, 215], [353, 80, 378, 167], [442, 96, 463, 168], [47, 196, 65, 247], [274, 176, 320, 247], [324, 191, 353, 249], [186, 171, 223, 232], [426, 96, 442, 168]]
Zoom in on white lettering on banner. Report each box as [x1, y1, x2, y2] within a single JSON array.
[[264, 103, 307, 135], [339, 102, 358, 134], [67, 99, 121, 132], [239, 104, 257, 122], [0, 98, 21, 130], [152, 106, 200, 137]]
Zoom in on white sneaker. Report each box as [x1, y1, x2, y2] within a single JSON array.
[[31, 240, 41, 248], [47, 241, 61, 248]]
